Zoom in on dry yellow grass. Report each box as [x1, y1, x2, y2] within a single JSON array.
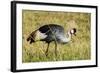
[[22, 10, 91, 63]]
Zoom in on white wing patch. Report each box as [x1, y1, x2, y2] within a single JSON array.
[[35, 30, 47, 41]]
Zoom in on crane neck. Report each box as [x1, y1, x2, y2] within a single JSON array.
[[66, 31, 72, 42]]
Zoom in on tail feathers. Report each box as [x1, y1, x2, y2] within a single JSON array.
[[27, 30, 37, 44], [27, 36, 35, 44], [27, 30, 47, 44]]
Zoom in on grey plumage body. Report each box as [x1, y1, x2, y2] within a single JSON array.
[[39, 24, 69, 44]]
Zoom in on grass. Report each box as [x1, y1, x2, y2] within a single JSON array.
[[22, 10, 91, 63]]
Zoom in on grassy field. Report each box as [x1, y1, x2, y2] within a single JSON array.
[[22, 10, 91, 63]]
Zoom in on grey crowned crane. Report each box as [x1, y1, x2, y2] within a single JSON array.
[[27, 24, 76, 56]]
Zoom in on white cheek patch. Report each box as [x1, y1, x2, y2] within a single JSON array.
[[71, 29, 74, 34], [35, 30, 47, 41]]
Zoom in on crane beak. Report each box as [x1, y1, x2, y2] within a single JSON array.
[[74, 33, 76, 36]]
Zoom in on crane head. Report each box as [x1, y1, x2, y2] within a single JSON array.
[[70, 28, 76, 36]]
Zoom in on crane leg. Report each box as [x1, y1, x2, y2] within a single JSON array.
[[55, 41, 57, 57], [45, 43, 50, 56]]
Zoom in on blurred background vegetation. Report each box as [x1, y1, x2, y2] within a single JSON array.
[[22, 10, 91, 63]]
